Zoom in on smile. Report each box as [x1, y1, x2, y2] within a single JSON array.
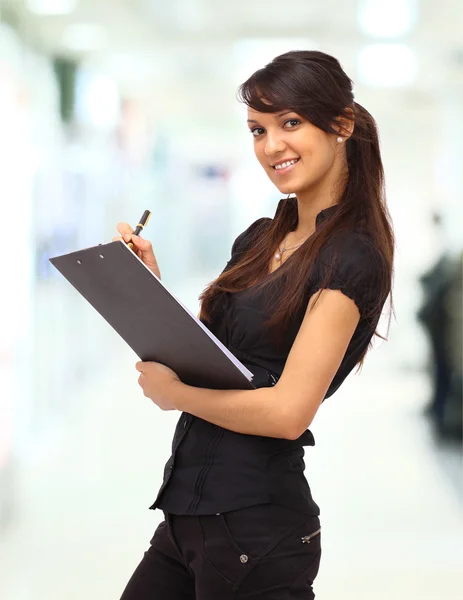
[[273, 158, 300, 174]]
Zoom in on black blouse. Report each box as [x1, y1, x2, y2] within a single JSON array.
[[152, 203, 387, 516]]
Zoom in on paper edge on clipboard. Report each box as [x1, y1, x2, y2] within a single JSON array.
[[120, 241, 254, 382]]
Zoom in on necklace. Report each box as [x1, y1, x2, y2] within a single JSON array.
[[274, 232, 309, 262]]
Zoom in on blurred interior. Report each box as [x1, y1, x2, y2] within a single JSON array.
[[0, 1, 461, 598]]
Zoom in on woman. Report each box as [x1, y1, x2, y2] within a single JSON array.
[[117, 50, 394, 599]]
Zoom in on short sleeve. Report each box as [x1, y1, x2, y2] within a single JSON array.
[[222, 217, 271, 273], [313, 232, 386, 319]]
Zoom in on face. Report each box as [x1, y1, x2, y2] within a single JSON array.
[[247, 108, 341, 197]]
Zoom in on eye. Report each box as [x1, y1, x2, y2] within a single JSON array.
[[249, 127, 265, 137], [284, 118, 301, 128]]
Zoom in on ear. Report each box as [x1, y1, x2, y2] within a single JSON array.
[[334, 108, 355, 140]]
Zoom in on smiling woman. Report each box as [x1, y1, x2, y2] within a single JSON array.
[[119, 50, 395, 600], [197, 51, 393, 362], [246, 109, 342, 195]]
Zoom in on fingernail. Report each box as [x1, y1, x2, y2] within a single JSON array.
[[124, 234, 131, 242]]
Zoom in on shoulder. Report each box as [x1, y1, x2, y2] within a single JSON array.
[[220, 217, 271, 275], [320, 230, 382, 267], [322, 229, 378, 260], [314, 229, 387, 318], [231, 217, 272, 256]]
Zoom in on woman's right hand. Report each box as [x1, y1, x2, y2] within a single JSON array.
[[113, 222, 161, 280]]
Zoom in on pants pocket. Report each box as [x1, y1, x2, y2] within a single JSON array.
[[239, 519, 322, 598], [200, 505, 320, 589], [200, 514, 256, 587]]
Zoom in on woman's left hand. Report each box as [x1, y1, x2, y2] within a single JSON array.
[[136, 361, 181, 411]]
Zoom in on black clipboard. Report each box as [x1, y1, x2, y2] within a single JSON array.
[[50, 241, 255, 390]]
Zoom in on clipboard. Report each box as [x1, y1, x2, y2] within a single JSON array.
[[49, 241, 255, 390]]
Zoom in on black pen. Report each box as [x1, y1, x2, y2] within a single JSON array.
[[127, 209, 151, 249]]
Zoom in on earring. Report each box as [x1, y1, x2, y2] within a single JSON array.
[[337, 137, 343, 143]]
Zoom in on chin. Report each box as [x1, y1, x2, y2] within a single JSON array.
[[271, 175, 307, 196], [274, 182, 295, 195]]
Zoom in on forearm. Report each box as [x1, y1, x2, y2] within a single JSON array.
[[170, 382, 291, 439]]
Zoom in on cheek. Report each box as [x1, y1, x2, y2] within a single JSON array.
[[303, 141, 335, 173]]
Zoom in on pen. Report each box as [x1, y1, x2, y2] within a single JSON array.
[[127, 209, 152, 249]]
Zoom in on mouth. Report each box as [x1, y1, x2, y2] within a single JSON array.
[[272, 158, 300, 175]]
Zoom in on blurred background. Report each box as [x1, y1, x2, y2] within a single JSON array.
[[0, 0, 461, 598]]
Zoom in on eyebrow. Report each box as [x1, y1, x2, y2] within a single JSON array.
[[246, 110, 294, 124]]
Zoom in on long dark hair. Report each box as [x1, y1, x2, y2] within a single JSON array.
[[199, 50, 394, 367]]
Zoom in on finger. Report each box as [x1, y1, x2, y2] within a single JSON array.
[[136, 361, 145, 372], [138, 375, 150, 398], [114, 232, 132, 244], [132, 235, 152, 251], [116, 222, 134, 237]]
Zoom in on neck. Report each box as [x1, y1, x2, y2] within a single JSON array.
[[293, 161, 348, 236]]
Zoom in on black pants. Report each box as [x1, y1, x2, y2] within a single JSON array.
[[120, 504, 321, 599]]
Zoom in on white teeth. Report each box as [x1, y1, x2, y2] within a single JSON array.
[[274, 159, 298, 170]]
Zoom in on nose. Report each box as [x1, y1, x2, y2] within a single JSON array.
[[264, 129, 286, 157]]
